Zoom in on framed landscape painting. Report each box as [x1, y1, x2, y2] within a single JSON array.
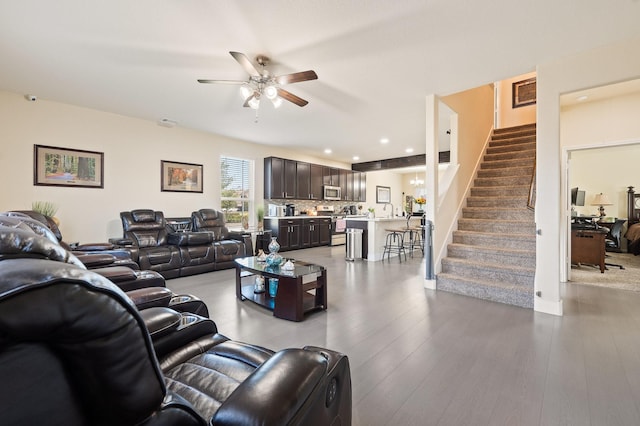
[[34, 144, 104, 188], [161, 160, 203, 193]]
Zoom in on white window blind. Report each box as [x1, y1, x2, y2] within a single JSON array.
[[220, 156, 253, 228]]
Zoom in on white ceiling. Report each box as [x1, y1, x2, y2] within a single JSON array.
[[1, 1, 640, 164]]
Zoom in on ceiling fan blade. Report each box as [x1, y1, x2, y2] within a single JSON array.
[[277, 88, 309, 107], [243, 93, 256, 108], [275, 70, 318, 85], [230, 51, 261, 77], [197, 79, 245, 84]]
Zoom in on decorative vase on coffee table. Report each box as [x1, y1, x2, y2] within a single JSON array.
[[265, 237, 283, 267]]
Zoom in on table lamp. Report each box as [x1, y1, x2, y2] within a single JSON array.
[[591, 193, 612, 217]]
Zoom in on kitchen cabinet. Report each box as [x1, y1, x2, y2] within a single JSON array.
[[309, 163, 323, 200], [264, 157, 297, 199], [318, 218, 331, 245], [323, 167, 340, 187], [283, 159, 297, 199], [342, 170, 353, 201], [268, 219, 300, 251], [296, 162, 310, 199], [265, 156, 366, 201], [302, 218, 320, 248], [353, 172, 366, 202], [265, 217, 331, 251]]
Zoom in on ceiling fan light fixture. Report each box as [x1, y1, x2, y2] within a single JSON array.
[[270, 96, 283, 108], [248, 95, 261, 110], [264, 85, 278, 100], [240, 85, 252, 100]]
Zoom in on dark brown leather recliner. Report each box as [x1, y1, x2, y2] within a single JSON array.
[[0, 226, 352, 426], [191, 209, 252, 270], [6, 210, 139, 269], [120, 209, 183, 278]]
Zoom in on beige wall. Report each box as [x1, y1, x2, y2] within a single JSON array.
[[0, 90, 348, 243], [536, 35, 640, 315], [563, 90, 640, 219], [426, 85, 494, 272], [496, 71, 537, 128], [569, 145, 640, 219]]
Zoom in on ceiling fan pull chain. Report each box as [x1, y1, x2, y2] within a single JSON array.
[[254, 108, 259, 124]]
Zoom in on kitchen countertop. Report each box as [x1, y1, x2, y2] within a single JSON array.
[[265, 215, 369, 220], [345, 216, 407, 222]]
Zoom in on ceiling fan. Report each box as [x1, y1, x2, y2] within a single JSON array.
[[198, 51, 318, 109]]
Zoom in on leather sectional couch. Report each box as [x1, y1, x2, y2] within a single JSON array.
[[117, 209, 252, 279], [0, 222, 352, 425]]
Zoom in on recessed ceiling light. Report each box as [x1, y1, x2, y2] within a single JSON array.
[[405, 148, 414, 153], [577, 95, 588, 102], [324, 149, 332, 154], [380, 138, 389, 144], [353, 156, 360, 161]]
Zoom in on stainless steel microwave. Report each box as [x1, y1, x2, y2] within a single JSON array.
[[323, 185, 341, 201]]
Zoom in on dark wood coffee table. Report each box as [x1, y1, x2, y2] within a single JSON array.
[[234, 257, 327, 321]]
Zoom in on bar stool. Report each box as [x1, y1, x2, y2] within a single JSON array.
[[404, 227, 424, 257], [383, 228, 407, 261]]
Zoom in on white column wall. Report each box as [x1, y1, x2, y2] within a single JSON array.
[[535, 36, 640, 316]]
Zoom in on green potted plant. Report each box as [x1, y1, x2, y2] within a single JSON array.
[[367, 207, 375, 219], [32, 201, 59, 225], [256, 205, 265, 231]]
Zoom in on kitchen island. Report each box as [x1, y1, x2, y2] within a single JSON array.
[[346, 216, 419, 261]]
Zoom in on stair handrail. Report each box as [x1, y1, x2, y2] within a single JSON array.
[[527, 158, 536, 210]]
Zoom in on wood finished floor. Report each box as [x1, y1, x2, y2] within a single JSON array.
[[168, 246, 640, 426]]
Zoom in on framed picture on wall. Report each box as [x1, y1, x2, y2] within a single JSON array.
[[376, 185, 391, 203], [512, 77, 537, 108], [161, 160, 203, 193], [34, 144, 104, 188]]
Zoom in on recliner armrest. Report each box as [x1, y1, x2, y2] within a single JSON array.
[[227, 232, 252, 254], [127, 287, 173, 310], [92, 265, 138, 282], [212, 349, 328, 425], [76, 253, 118, 268], [108, 237, 134, 247], [74, 242, 115, 251]]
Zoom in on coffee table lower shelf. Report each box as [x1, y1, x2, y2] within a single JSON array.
[[235, 259, 327, 322]]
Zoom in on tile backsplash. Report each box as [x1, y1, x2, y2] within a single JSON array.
[[264, 200, 367, 216]]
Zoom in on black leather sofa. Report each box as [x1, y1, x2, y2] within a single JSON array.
[[118, 209, 251, 278], [0, 214, 209, 316], [191, 208, 252, 270], [0, 225, 352, 425]]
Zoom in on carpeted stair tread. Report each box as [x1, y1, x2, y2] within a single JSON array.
[[447, 243, 535, 268], [489, 135, 536, 145], [470, 185, 530, 197], [436, 273, 534, 308], [474, 175, 533, 187], [457, 218, 535, 234], [487, 142, 536, 155], [440, 257, 535, 284], [452, 230, 536, 250], [466, 196, 529, 208], [477, 166, 533, 178], [462, 206, 534, 220], [480, 157, 536, 169], [484, 150, 536, 162]]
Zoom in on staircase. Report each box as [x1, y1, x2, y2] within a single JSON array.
[[437, 123, 536, 309]]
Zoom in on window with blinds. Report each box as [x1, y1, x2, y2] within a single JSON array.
[[220, 156, 253, 228]]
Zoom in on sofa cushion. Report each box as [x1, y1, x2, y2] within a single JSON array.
[[132, 210, 157, 222], [168, 231, 214, 246]]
